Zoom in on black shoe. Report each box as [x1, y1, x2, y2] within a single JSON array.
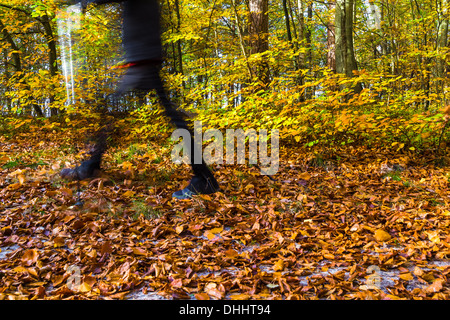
[[60, 158, 101, 181], [172, 174, 220, 200]]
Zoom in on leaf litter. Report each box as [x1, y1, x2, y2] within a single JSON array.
[[0, 129, 449, 300]]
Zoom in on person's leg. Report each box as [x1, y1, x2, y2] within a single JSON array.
[[61, 0, 219, 198], [148, 66, 219, 198], [118, 0, 219, 198], [117, 62, 219, 198], [59, 117, 110, 180]]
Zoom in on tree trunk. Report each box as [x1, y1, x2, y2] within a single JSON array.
[[282, 0, 293, 46], [248, 0, 270, 86], [335, 0, 345, 75], [437, 0, 448, 101], [41, 14, 59, 117], [335, 0, 362, 94], [295, 0, 306, 100], [327, 1, 336, 73], [282, 0, 300, 72], [174, 0, 184, 77], [231, 0, 252, 80], [344, 0, 357, 75], [305, 3, 313, 98]]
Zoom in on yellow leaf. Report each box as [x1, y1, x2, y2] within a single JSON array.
[[194, 293, 210, 300], [175, 225, 184, 234], [421, 272, 435, 282], [13, 266, 29, 273], [244, 184, 254, 192], [273, 259, 285, 272], [210, 226, 223, 234], [78, 281, 92, 293], [299, 172, 311, 180], [374, 229, 391, 242], [427, 231, 440, 244], [224, 249, 238, 259], [17, 174, 25, 185], [86, 249, 97, 258], [53, 236, 65, 248], [399, 272, 414, 281], [122, 190, 135, 197], [119, 161, 133, 171], [323, 253, 335, 260], [203, 230, 216, 240], [27, 268, 39, 278], [59, 188, 73, 197], [204, 226, 223, 240], [7, 183, 21, 190], [230, 294, 250, 300], [198, 194, 212, 201]]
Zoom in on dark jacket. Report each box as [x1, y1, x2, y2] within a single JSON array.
[[82, 0, 163, 62]]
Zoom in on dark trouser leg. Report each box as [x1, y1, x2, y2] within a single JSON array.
[[59, 113, 110, 180], [116, 63, 215, 177], [149, 70, 212, 178], [61, 63, 219, 196]]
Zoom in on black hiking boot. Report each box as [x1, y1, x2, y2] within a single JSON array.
[[60, 158, 101, 181], [172, 172, 220, 200]]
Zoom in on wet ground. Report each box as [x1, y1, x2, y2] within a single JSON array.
[[1, 240, 449, 300]]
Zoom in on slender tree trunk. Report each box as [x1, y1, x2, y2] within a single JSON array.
[[327, 1, 336, 73], [248, 0, 270, 86], [335, 0, 362, 95], [437, 0, 448, 106], [295, 0, 307, 100], [231, 0, 252, 79], [174, 0, 184, 77], [305, 3, 313, 98], [282, 0, 299, 72], [41, 14, 59, 117], [282, 0, 293, 45], [2, 50, 11, 113], [344, 0, 358, 77], [335, 0, 345, 75]]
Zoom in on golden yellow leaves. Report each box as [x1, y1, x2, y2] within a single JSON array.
[[122, 190, 136, 198], [374, 229, 391, 242], [298, 172, 311, 181], [398, 272, 414, 281]]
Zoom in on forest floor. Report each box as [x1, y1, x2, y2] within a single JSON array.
[[0, 121, 449, 300]]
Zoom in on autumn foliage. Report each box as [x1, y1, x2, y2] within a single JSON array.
[[0, 0, 449, 300]]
